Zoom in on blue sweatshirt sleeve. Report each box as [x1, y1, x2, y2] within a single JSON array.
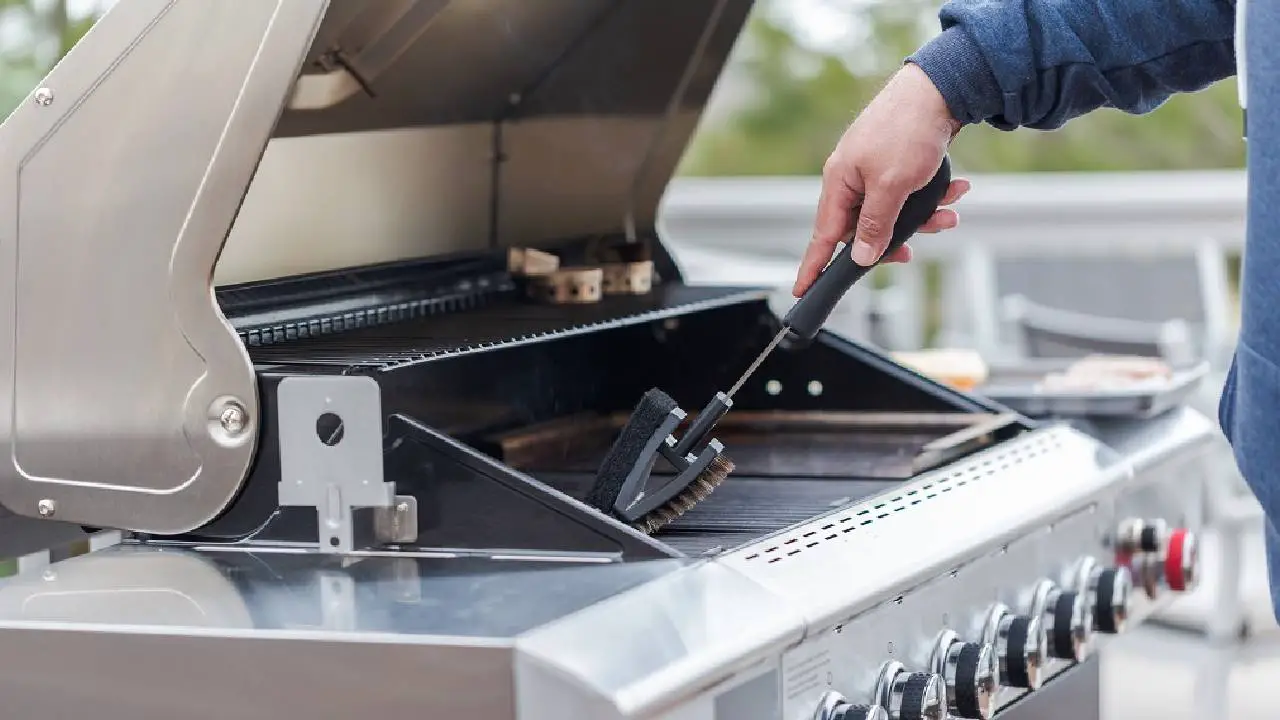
[[907, 0, 1239, 131]]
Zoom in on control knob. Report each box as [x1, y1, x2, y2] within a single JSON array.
[[982, 604, 1046, 690], [1033, 581, 1093, 662], [814, 691, 889, 720], [1080, 561, 1132, 634], [1164, 527, 1198, 592], [930, 630, 999, 719], [1116, 517, 1166, 554], [1113, 520, 1199, 598], [874, 661, 946, 720]]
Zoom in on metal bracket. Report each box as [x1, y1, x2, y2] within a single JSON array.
[[276, 375, 407, 553]]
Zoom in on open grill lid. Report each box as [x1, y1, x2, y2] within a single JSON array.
[[217, 0, 756, 285], [0, 0, 757, 536]]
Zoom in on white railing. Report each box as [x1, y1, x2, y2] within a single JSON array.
[[659, 169, 1247, 263], [657, 170, 1247, 352]]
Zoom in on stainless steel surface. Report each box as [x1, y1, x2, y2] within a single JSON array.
[[0, 0, 328, 533], [978, 357, 1210, 420], [0, 618, 518, 720], [373, 496, 419, 544], [0, 3, 1227, 720], [722, 424, 1126, 630], [275, 375, 395, 553], [218, 0, 755, 285], [516, 412, 1212, 719], [814, 691, 850, 720], [0, 545, 691, 636], [1001, 655, 1101, 720], [0, 406, 1217, 719]]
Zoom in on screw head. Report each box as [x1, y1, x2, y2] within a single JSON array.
[[33, 88, 53, 106], [219, 403, 247, 435], [37, 498, 55, 517]]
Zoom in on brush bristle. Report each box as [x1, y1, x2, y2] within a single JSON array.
[[632, 454, 735, 535]]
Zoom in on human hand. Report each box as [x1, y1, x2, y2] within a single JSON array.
[[793, 63, 969, 297]]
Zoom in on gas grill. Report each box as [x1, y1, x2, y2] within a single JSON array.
[[0, 2, 1219, 719]]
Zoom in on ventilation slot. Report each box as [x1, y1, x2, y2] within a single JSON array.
[[743, 431, 1069, 565]]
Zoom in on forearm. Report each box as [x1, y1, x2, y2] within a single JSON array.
[[907, 0, 1238, 131]]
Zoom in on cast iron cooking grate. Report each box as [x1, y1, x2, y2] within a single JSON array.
[[536, 472, 900, 554], [653, 478, 899, 556], [739, 430, 1069, 565]]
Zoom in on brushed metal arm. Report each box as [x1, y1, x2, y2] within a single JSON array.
[[0, 0, 329, 533]]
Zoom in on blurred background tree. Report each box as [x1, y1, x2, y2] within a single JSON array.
[[0, 0, 99, 114], [680, 0, 1245, 176], [1, 0, 1245, 176]]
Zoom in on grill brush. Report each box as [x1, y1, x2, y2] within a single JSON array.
[[587, 156, 953, 534]]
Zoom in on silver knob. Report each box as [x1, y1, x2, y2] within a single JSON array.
[[814, 692, 890, 720], [930, 630, 999, 719], [1115, 517, 1166, 554], [1085, 565, 1132, 634], [1043, 587, 1092, 662], [983, 605, 1046, 690], [875, 661, 946, 720]]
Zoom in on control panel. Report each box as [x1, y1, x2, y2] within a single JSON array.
[[800, 517, 1197, 720]]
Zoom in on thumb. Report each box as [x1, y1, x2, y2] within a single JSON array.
[[850, 188, 907, 266]]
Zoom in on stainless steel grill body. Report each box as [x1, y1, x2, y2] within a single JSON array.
[[0, 2, 1218, 719]]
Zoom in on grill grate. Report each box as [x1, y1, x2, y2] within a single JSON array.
[[248, 285, 765, 371], [534, 472, 896, 551]]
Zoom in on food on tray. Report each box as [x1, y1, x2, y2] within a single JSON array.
[[891, 348, 989, 391], [1036, 354, 1173, 392]]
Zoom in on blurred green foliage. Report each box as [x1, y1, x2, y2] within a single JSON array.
[[0, 0, 97, 117], [680, 0, 1246, 176], [2, 0, 1245, 177]]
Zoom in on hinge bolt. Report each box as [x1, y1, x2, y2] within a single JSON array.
[[220, 403, 247, 435], [37, 499, 55, 517]]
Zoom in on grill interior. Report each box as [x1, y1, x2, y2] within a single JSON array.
[[534, 473, 897, 556], [213, 253, 1022, 558], [482, 410, 1017, 555]]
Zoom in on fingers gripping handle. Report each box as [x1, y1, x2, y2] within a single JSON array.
[[783, 155, 952, 340]]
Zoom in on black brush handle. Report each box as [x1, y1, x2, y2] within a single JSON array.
[[783, 154, 952, 340], [673, 391, 733, 457]]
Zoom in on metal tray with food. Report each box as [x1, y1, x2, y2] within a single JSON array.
[[976, 355, 1210, 419]]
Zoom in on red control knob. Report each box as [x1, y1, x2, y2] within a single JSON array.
[[1164, 528, 1196, 592]]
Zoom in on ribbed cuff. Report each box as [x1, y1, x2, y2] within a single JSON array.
[[907, 26, 1005, 127]]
